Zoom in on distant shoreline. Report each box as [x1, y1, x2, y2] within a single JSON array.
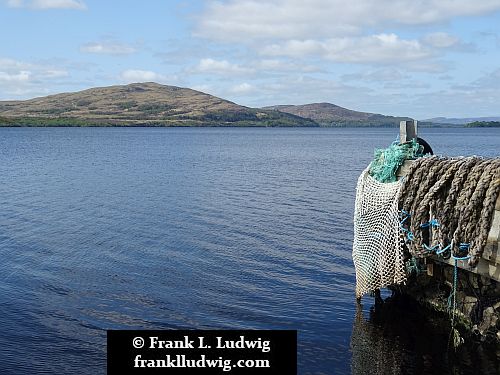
[[3, 83, 498, 129], [0, 121, 480, 128]]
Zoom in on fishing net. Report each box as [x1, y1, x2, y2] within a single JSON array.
[[352, 167, 407, 298], [369, 139, 422, 183], [353, 151, 500, 297]]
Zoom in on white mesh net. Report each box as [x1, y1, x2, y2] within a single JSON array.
[[352, 167, 407, 298]]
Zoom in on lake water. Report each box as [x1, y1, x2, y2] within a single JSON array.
[[0, 127, 499, 374]]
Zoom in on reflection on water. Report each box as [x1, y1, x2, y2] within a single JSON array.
[[351, 294, 499, 375]]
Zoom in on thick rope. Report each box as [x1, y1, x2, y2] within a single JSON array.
[[399, 157, 500, 266], [439, 157, 481, 246]]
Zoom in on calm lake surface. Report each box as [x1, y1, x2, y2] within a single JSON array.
[[0, 127, 499, 374]]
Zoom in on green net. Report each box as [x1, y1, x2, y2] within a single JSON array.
[[369, 139, 423, 183]]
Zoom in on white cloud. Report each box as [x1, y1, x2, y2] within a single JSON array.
[[0, 70, 31, 82], [41, 69, 69, 78], [0, 57, 31, 70], [229, 82, 254, 94], [80, 42, 136, 55], [383, 80, 431, 90], [33, 0, 85, 9], [422, 32, 459, 48], [390, 68, 500, 118], [479, 31, 500, 47], [193, 58, 254, 75], [196, 0, 357, 41], [343, 68, 407, 82], [6, 0, 87, 9], [191, 84, 213, 93], [262, 40, 323, 57], [262, 34, 429, 63], [190, 57, 318, 78], [120, 69, 168, 83], [197, 0, 500, 41], [469, 68, 500, 89], [256, 59, 320, 73], [0, 57, 71, 99], [252, 75, 376, 109], [6, 0, 23, 7], [413, 87, 500, 118], [0, 57, 69, 79], [191, 1, 480, 75], [404, 61, 450, 73]]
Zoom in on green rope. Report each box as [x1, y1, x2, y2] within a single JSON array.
[[369, 139, 423, 183], [447, 253, 470, 349], [448, 259, 458, 324], [449, 259, 464, 348], [405, 257, 424, 275]]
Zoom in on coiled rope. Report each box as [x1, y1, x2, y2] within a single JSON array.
[[399, 156, 500, 267]]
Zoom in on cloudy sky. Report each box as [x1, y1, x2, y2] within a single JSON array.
[[1, 0, 500, 119]]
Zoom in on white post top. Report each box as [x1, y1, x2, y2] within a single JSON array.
[[400, 120, 418, 143]]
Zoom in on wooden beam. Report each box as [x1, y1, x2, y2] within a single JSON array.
[[400, 120, 418, 143], [396, 160, 413, 179], [432, 254, 500, 282]]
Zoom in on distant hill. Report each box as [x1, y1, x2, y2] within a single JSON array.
[[263, 102, 412, 127], [422, 116, 500, 125], [5, 82, 481, 128], [0, 82, 318, 127], [465, 121, 500, 127]]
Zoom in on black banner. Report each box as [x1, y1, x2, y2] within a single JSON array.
[[107, 330, 297, 374]]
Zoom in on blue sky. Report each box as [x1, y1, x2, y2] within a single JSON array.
[[1, 0, 500, 119]]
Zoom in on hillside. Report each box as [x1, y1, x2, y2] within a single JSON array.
[[465, 121, 500, 127], [264, 103, 412, 127], [423, 116, 500, 125], [0, 82, 318, 127]]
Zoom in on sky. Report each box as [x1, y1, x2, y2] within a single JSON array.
[[1, 0, 500, 119]]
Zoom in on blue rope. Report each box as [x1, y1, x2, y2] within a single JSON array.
[[423, 243, 440, 253], [451, 254, 471, 261], [420, 218, 440, 228], [448, 244, 471, 348], [419, 218, 442, 254], [436, 243, 451, 255], [399, 210, 414, 241], [459, 243, 470, 252], [400, 209, 410, 218], [447, 242, 471, 327], [401, 228, 414, 241]]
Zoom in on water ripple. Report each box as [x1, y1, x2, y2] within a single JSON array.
[[1, 127, 499, 374]]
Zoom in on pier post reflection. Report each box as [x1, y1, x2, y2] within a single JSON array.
[[350, 294, 499, 375]]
